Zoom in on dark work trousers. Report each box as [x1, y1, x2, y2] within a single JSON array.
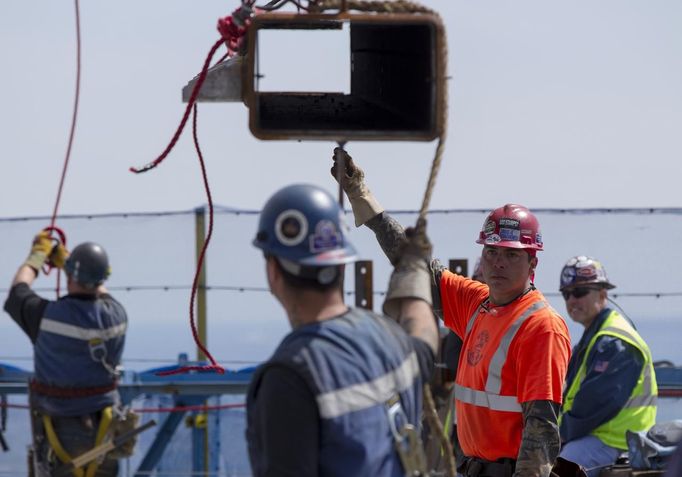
[[35, 412, 119, 477]]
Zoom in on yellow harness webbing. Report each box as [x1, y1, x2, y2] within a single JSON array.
[[42, 406, 113, 477]]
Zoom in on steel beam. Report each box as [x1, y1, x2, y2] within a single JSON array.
[[182, 56, 244, 103]]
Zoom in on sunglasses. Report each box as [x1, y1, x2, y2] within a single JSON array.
[[562, 287, 600, 300]]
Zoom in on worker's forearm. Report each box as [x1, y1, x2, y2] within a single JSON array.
[[365, 212, 406, 266], [12, 265, 38, 287], [397, 299, 439, 355], [514, 400, 561, 477]]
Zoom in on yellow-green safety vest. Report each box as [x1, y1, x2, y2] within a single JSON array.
[[560, 310, 657, 450]]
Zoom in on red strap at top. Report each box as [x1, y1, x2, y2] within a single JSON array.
[[217, 5, 255, 56]]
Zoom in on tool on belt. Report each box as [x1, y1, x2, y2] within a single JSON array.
[[54, 419, 156, 477]]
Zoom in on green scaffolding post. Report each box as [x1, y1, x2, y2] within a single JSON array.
[[194, 206, 207, 362]]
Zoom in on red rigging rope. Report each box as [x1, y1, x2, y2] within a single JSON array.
[[156, 105, 224, 376], [127, 38, 222, 175], [128, 5, 254, 175], [40, 0, 82, 297], [129, 6, 258, 376], [50, 0, 81, 230]]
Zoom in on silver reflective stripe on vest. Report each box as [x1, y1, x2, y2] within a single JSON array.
[[599, 326, 640, 348], [465, 301, 488, 335], [454, 384, 522, 412], [40, 319, 127, 341], [486, 301, 548, 393], [317, 351, 419, 419], [456, 299, 548, 414], [599, 325, 657, 409], [626, 393, 657, 408]]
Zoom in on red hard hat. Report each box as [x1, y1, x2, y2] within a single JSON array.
[[476, 204, 543, 251]]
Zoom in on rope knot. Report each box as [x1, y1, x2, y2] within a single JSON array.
[[217, 6, 256, 56]]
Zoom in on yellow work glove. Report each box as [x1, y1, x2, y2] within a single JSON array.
[[48, 243, 69, 269], [330, 147, 384, 227], [24, 231, 54, 271], [383, 218, 433, 319]]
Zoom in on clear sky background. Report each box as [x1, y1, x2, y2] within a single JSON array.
[[2, 0, 682, 370], [1, 3, 682, 470], [1, 0, 681, 218], [1, 0, 682, 370]]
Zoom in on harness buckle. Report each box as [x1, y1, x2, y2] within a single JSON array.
[[88, 339, 120, 378], [386, 397, 429, 476], [88, 339, 107, 362]]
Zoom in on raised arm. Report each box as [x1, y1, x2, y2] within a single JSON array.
[[331, 147, 446, 325], [382, 218, 439, 354], [331, 147, 407, 265], [11, 231, 68, 287]]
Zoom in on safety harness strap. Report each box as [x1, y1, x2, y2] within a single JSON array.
[[30, 380, 117, 398], [41, 406, 112, 477]]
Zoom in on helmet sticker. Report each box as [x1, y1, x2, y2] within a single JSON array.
[[499, 228, 521, 241], [310, 220, 342, 252], [535, 233, 543, 245], [484, 219, 496, 236], [484, 234, 501, 244], [499, 218, 520, 229], [577, 265, 598, 278], [560, 266, 576, 287], [275, 209, 308, 247]]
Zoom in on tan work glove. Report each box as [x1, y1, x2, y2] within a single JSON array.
[[24, 231, 54, 271], [330, 147, 384, 227], [48, 243, 69, 269], [383, 218, 433, 319]]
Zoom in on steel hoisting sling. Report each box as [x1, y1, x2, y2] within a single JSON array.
[[42, 406, 112, 477]]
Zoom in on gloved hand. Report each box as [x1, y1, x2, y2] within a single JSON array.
[[383, 218, 433, 319], [48, 243, 69, 269], [330, 147, 384, 227], [24, 231, 56, 272], [430, 258, 447, 286]]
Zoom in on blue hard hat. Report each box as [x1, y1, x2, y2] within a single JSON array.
[[65, 242, 111, 287], [253, 184, 357, 266]]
